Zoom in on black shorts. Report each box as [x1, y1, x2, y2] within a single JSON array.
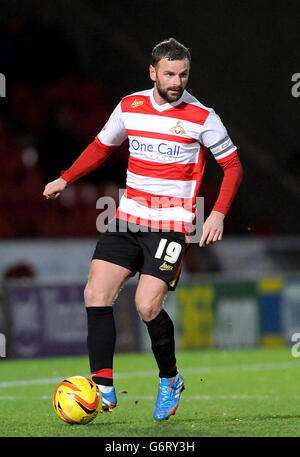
[[92, 219, 190, 291]]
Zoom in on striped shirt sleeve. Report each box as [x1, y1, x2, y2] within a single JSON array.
[[199, 109, 237, 161], [97, 102, 128, 147]]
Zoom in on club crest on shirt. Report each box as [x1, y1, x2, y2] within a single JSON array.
[[170, 121, 186, 135], [131, 99, 144, 108]]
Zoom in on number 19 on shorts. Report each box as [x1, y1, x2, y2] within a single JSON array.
[[154, 238, 182, 264]]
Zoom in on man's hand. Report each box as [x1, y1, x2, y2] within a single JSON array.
[[199, 210, 225, 247], [43, 177, 67, 200]]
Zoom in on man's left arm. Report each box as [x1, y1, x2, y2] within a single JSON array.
[[199, 109, 243, 247], [199, 151, 243, 246]]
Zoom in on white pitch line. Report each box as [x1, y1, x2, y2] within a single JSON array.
[[105, 394, 279, 400], [116, 360, 299, 379], [0, 394, 282, 401], [0, 395, 52, 400], [0, 360, 298, 389], [0, 377, 65, 388]]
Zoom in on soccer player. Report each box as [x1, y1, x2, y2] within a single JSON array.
[[43, 38, 243, 421]]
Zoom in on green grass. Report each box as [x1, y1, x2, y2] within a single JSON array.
[[0, 347, 299, 437]]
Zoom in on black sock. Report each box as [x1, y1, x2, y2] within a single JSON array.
[[86, 306, 116, 386], [144, 309, 178, 378]]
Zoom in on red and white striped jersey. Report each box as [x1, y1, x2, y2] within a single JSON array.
[[96, 88, 237, 233]]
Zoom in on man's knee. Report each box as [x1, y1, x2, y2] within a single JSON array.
[[84, 282, 112, 307], [135, 276, 167, 321], [135, 295, 162, 322]]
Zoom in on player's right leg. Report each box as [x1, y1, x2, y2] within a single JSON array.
[[84, 259, 132, 411]]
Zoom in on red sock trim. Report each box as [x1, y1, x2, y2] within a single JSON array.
[[92, 368, 113, 379]]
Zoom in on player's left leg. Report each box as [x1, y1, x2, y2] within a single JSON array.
[[135, 275, 184, 420], [135, 274, 177, 377]]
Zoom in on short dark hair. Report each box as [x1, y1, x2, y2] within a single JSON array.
[[151, 38, 191, 67]]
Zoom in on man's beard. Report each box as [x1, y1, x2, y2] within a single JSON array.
[[156, 83, 184, 103]]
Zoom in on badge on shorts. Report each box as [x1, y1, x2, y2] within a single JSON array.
[[159, 262, 174, 271]]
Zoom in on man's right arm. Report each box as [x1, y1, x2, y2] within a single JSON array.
[[42, 139, 115, 199], [43, 102, 127, 200]]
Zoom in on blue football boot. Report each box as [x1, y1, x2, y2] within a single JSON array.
[[153, 373, 185, 421], [100, 387, 117, 412]]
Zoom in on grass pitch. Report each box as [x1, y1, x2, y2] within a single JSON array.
[[0, 347, 299, 437]]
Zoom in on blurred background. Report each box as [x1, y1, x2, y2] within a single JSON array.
[[0, 0, 299, 358]]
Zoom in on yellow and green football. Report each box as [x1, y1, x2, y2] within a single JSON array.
[[53, 376, 102, 425]]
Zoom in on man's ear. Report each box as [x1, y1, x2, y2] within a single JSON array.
[[149, 65, 156, 82]]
